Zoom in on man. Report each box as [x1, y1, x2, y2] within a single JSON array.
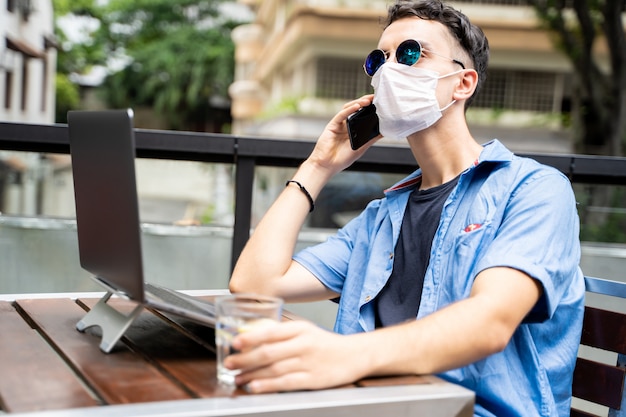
[[227, 1, 585, 415]]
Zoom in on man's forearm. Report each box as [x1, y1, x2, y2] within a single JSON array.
[[229, 161, 333, 295], [357, 268, 542, 377], [227, 268, 541, 394], [229, 96, 374, 297], [358, 296, 506, 377]]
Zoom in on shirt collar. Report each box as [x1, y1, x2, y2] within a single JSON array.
[[384, 139, 513, 195]]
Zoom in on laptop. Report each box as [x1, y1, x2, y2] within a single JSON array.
[[67, 109, 217, 352]]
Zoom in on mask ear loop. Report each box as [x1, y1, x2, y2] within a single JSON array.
[[439, 100, 456, 112], [437, 68, 466, 111], [437, 69, 466, 80]]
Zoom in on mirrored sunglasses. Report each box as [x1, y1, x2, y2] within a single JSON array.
[[363, 39, 465, 77]]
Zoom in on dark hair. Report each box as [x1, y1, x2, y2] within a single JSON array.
[[385, 0, 489, 107]]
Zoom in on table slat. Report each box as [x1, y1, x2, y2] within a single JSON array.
[[15, 298, 192, 405], [0, 301, 98, 413], [6, 296, 465, 416], [78, 297, 240, 398]]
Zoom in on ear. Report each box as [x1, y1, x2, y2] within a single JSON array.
[[453, 69, 478, 101]]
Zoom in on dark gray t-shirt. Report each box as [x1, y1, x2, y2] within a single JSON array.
[[374, 176, 459, 327]]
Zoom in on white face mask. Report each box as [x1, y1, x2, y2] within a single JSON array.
[[371, 62, 462, 140]]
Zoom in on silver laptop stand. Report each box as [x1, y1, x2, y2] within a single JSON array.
[[76, 291, 144, 353]]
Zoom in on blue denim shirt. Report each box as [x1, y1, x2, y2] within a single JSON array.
[[294, 140, 585, 416]]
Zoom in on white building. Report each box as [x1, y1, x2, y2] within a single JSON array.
[[1, 0, 56, 123], [224, 0, 622, 227], [0, 0, 57, 215], [229, 0, 587, 153]]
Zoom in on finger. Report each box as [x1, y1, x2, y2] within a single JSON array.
[[231, 322, 277, 351], [232, 320, 306, 351], [334, 95, 375, 125], [227, 327, 306, 372], [244, 363, 349, 394], [234, 356, 303, 387], [244, 371, 313, 394], [332, 102, 362, 126], [342, 94, 374, 109]]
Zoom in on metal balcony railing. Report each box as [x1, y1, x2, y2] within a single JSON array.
[[1, 121, 626, 272]]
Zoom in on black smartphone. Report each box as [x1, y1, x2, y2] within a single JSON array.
[[347, 104, 380, 150]]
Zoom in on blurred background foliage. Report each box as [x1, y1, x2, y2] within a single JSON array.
[[528, 0, 626, 157], [53, 0, 247, 132]]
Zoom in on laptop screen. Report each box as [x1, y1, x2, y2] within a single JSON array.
[[67, 109, 145, 302]]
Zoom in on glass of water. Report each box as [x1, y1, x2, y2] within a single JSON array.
[[215, 293, 284, 388]]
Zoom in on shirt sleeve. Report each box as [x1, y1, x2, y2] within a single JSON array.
[[293, 212, 360, 294], [293, 199, 382, 295], [474, 166, 582, 323]]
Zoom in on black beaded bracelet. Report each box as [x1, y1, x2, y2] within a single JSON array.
[[285, 180, 315, 213]]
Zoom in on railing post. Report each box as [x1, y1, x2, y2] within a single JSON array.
[[230, 155, 255, 274]]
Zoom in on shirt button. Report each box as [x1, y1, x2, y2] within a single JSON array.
[[389, 253, 394, 260], [364, 295, 371, 302]]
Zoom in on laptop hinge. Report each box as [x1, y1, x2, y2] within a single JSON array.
[[91, 275, 134, 300]]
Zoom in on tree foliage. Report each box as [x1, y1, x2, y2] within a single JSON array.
[[55, 73, 80, 123], [53, 0, 103, 123], [54, 0, 246, 131], [526, 0, 626, 156]]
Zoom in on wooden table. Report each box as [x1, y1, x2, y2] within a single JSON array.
[[0, 292, 474, 417]]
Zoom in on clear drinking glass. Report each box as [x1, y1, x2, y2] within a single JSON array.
[[215, 293, 284, 387]]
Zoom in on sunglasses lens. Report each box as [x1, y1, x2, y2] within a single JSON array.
[[364, 50, 386, 76], [397, 40, 421, 67]]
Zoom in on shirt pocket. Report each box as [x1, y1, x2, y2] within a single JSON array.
[[454, 219, 494, 259], [452, 188, 499, 258]]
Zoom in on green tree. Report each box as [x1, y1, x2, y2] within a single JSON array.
[[526, 0, 626, 156], [53, 0, 104, 123], [100, 0, 242, 131], [54, 0, 246, 131], [54, 73, 80, 123]]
